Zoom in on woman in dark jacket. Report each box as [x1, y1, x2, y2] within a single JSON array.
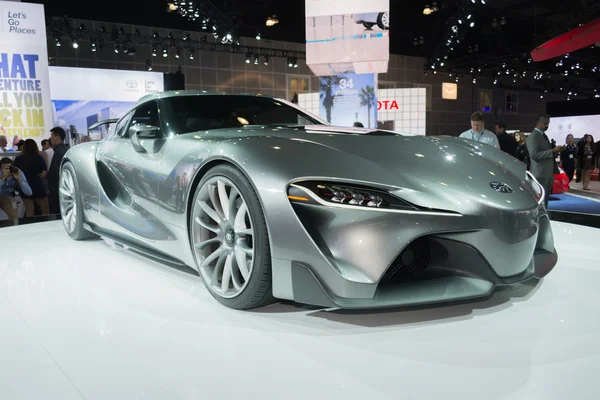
[[13, 139, 49, 216], [560, 134, 578, 183], [578, 134, 597, 191], [514, 131, 530, 170]]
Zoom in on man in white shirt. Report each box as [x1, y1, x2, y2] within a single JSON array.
[[41, 139, 54, 170], [459, 111, 500, 148]]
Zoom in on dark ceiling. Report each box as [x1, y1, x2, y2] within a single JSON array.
[[28, 0, 600, 93]]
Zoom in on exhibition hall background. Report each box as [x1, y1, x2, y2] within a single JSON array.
[[47, 18, 559, 136]]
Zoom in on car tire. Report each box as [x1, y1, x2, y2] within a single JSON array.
[[363, 22, 374, 30], [190, 164, 275, 310], [59, 162, 98, 240], [377, 12, 389, 30]]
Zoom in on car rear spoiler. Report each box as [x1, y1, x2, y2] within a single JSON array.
[[88, 118, 118, 134]]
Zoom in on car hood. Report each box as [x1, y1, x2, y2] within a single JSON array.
[[193, 125, 537, 212]]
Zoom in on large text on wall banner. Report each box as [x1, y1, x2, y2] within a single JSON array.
[[0, 2, 52, 145]]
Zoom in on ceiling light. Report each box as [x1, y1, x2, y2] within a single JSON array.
[[167, 2, 178, 11], [470, 21, 475, 28], [266, 15, 279, 26], [423, 6, 432, 15]]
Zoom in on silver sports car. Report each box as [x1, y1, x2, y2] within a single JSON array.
[[59, 91, 558, 310]]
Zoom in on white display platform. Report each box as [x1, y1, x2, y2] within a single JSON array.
[[0, 220, 599, 400]]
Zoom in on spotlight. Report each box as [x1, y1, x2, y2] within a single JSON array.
[[79, 24, 85, 30], [256, 33, 261, 40], [472, 78, 476, 84], [288, 58, 293, 67], [470, 21, 475, 28], [146, 59, 153, 71], [266, 15, 279, 26], [423, 6, 432, 15], [162, 48, 168, 57], [153, 31, 159, 38], [114, 45, 119, 54], [183, 34, 190, 41], [175, 48, 181, 58], [245, 53, 252, 64], [189, 50, 195, 60], [152, 47, 157, 57], [91, 41, 97, 51], [72, 40, 78, 49], [264, 55, 270, 65], [55, 38, 61, 46], [254, 55, 259, 65]]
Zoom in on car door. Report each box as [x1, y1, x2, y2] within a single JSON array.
[[96, 100, 171, 241]]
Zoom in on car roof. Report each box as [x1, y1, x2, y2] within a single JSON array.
[[136, 90, 270, 105]]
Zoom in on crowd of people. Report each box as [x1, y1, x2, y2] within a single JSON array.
[[0, 128, 69, 227], [461, 112, 599, 207]]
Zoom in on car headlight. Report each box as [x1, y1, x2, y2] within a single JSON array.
[[288, 181, 418, 211], [525, 171, 545, 205]]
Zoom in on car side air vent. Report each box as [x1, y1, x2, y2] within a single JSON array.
[[380, 237, 431, 285], [96, 161, 132, 205]]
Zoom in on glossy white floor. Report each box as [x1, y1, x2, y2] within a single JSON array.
[[1, 220, 599, 400]]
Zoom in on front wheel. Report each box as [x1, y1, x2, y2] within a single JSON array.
[[190, 165, 274, 309], [59, 162, 98, 240]]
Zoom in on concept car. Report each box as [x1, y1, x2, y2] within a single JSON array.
[[59, 91, 558, 310], [353, 12, 390, 30]]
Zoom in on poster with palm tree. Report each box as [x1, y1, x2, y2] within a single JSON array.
[[318, 73, 377, 128]]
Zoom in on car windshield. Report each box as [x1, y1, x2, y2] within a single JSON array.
[[162, 95, 324, 135]]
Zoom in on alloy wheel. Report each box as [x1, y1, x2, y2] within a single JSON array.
[[191, 177, 255, 299], [381, 12, 389, 28], [59, 169, 77, 234]]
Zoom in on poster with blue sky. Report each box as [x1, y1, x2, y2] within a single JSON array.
[[319, 73, 377, 128]]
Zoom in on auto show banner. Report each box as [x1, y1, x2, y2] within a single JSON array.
[[545, 114, 600, 144], [319, 73, 378, 128], [0, 2, 53, 146], [300, 87, 427, 135], [305, 0, 390, 76], [49, 67, 164, 140]]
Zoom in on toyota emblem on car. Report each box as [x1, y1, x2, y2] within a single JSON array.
[[490, 181, 513, 193]]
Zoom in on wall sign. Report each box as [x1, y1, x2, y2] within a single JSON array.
[[0, 2, 52, 146]]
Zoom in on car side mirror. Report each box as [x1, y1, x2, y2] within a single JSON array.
[[129, 124, 161, 139], [129, 124, 162, 153]]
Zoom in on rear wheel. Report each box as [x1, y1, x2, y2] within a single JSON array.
[[377, 12, 389, 30], [190, 165, 274, 309], [59, 162, 98, 240]]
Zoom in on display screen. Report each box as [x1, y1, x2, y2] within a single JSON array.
[[546, 114, 600, 144]]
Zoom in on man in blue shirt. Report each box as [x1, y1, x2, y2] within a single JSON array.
[[459, 111, 500, 149], [0, 157, 32, 226]]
